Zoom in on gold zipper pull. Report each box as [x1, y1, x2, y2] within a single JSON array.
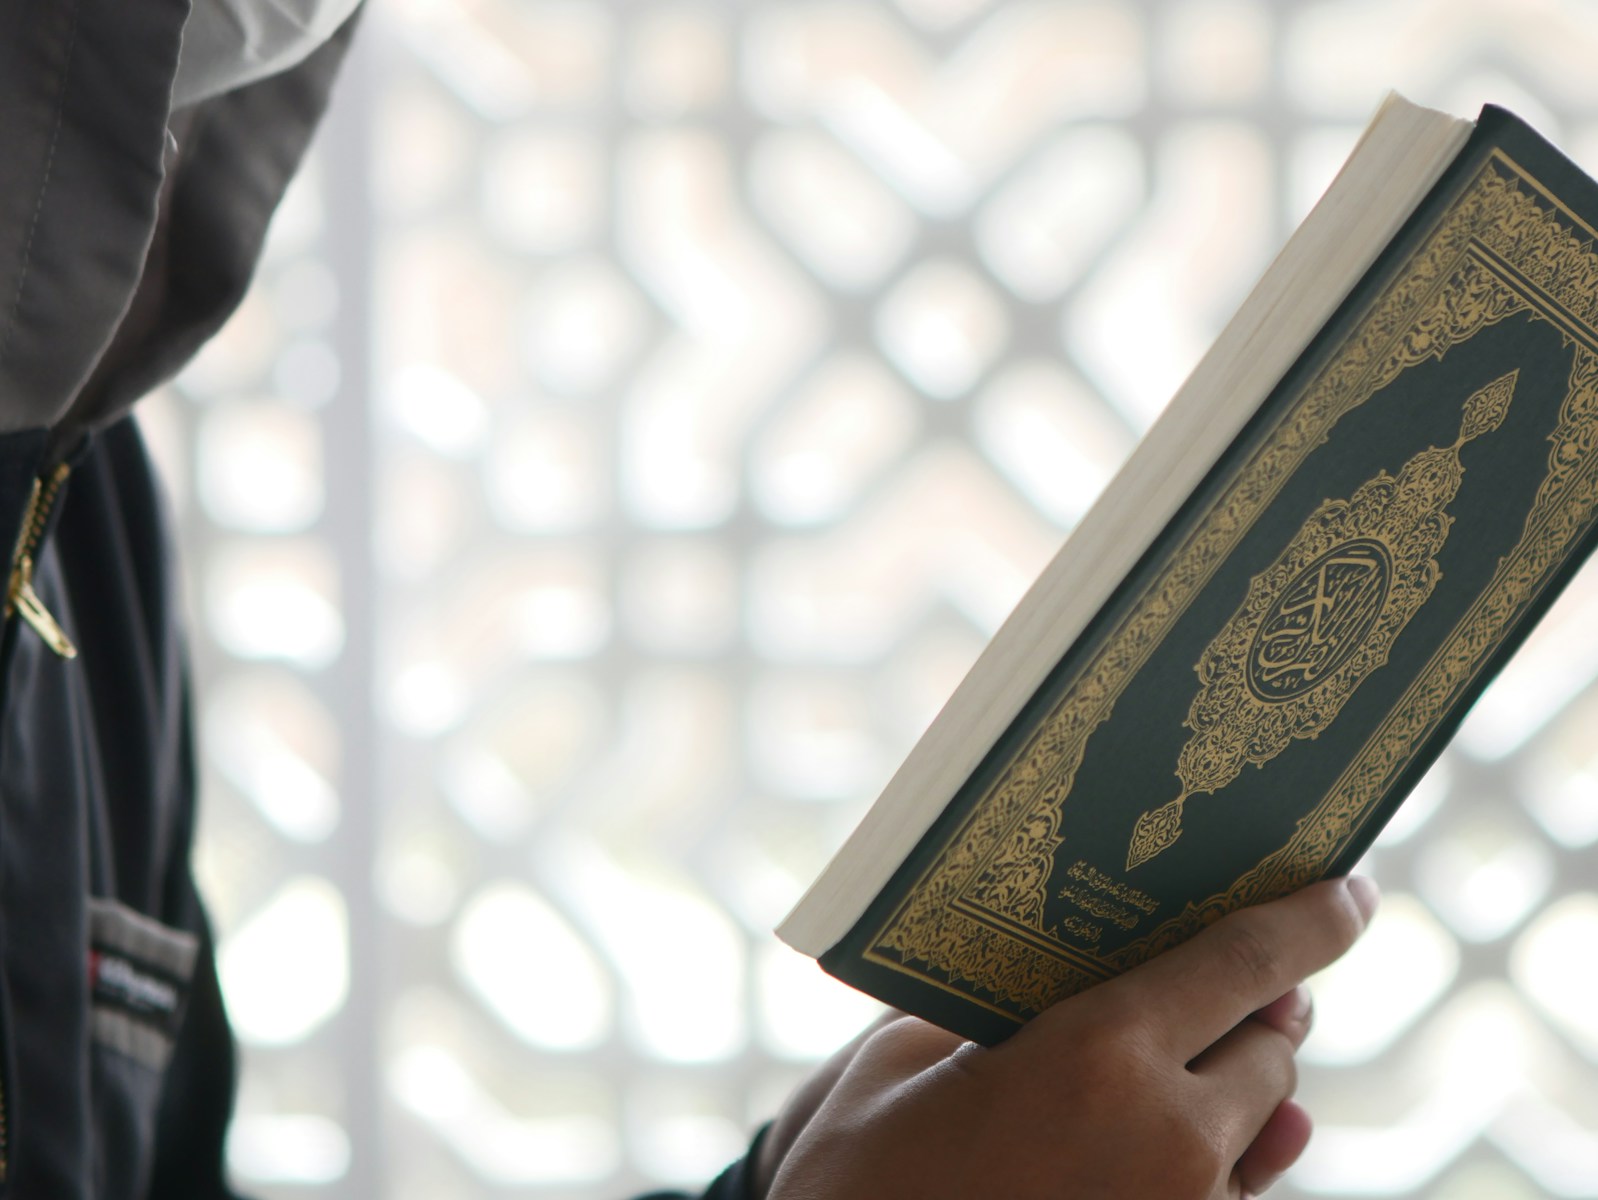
[[8, 554, 76, 659], [5, 464, 77, 659]]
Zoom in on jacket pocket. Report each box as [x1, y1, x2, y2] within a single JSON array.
[[87, 898, 199, 1068], [86, 897, 200, 1200]]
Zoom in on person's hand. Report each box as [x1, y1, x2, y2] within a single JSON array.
[[764, 876, 1378, 1200], [752, 989, 1319, 1200]]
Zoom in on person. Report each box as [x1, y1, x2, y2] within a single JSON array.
[[0, 1, 1376, 1196]]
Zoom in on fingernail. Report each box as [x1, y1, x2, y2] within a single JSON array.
[[1291, 983, 1313, 1024], [1346, 875, 1380, 924]]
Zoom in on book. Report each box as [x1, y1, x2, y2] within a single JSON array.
[[777, 95, 1598, 1045]]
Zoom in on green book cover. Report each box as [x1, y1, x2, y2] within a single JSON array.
[[815, 106, 1598, 1045]]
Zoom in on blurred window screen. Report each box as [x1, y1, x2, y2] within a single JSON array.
[[138, 2, 1598, 1196]]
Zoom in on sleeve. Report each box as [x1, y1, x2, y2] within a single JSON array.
[[143, 885, 245, 1199], [633, 1124, 769, 1200]]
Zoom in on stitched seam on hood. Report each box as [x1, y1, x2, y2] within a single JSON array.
[[0, 0, 86, 379]]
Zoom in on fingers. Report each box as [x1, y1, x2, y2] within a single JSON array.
[[1189, 1018, 1296, 1154], [762, 1015, 975, 1200], [1234, 1100, 1314, 1197], [846, 1015, 968, 1083], [755, 1009, 902, 1194], [1190, 984, 1315, 1184], [1249, 985, 1314, 1051], [1114, 876, 1377, 1061]]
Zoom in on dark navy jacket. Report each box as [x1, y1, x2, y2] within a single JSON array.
[[0, 417, 761, 1199], [0, 421, 232, 1197]]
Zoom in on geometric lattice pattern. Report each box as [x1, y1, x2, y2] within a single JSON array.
[[136, 1, 1598, 1196]]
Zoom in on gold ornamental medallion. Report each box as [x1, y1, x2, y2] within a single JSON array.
[[1127, 370, 1520, 869]]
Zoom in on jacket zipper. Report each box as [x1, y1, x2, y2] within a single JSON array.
[[5, 464, 75, 659], [0, 462, 76, 1182]]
